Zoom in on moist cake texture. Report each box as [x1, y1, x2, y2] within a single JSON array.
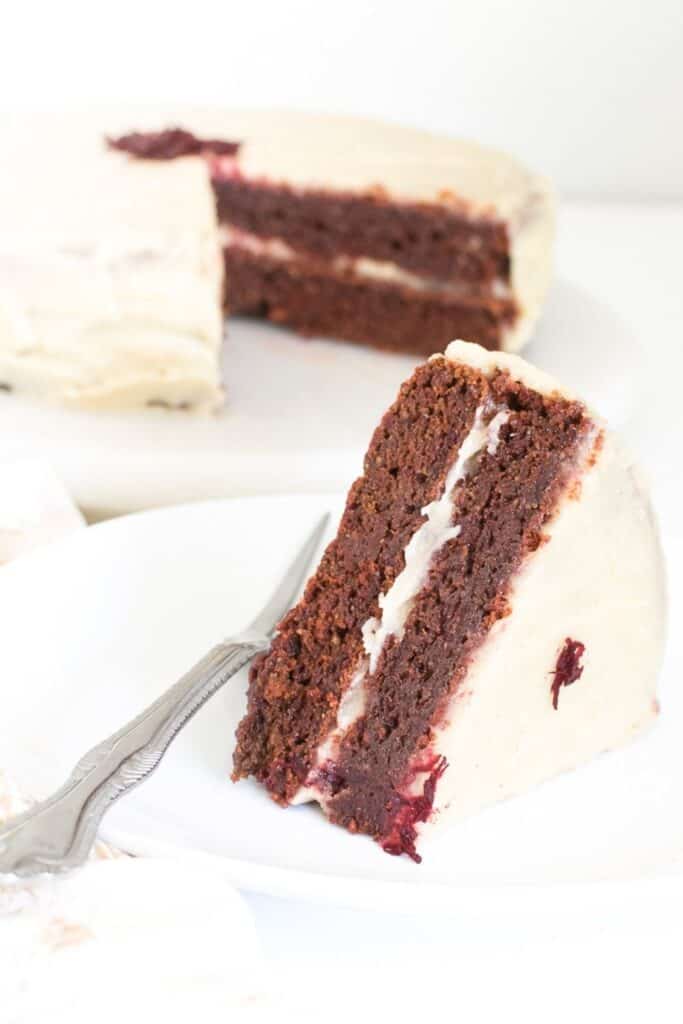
[[233, 340, 665, 861]]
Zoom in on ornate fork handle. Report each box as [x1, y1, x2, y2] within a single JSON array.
[[0, 634, 268, 877]]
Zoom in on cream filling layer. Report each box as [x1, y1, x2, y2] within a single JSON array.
[[291, 403, 509, 805], [220, 226, 511, 300], [363, 406, 509, 673]]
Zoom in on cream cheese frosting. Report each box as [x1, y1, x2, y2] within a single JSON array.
[[424, 428, 665, 828], [0, 114, 224, 410]]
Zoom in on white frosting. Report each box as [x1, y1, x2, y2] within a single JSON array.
[[443, 337, 574, 399], [504, 188, 555, 352], [425, 430, 665, 831], [420, 348, 664, 825], [219, 225, 295, 262], [0, 114, 224, 410]]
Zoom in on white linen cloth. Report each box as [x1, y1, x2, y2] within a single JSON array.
[[0, 464, 263, 1020], [0, 459, 85, 564]]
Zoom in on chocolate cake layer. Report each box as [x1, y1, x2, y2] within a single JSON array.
[[214, 178, 510, 285], [224, 248, 516, 354], [326, 373, 591, 857], [232, 360, 489, 798], [233, 358, 592, 856]]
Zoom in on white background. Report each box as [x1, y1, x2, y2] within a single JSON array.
[[3, 3, 683, 1018], [2, 0, 682, 198]]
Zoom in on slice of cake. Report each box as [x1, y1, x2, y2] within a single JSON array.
[[232, 340, 666, 861], [109, 110, 554, 356], [0, 115, 224, 410]]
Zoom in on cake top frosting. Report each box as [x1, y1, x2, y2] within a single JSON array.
[[1, 108, 550, 225], [192, 109, 549, 222], [0, 112, 217, 240], [442, 338, 574, 399]]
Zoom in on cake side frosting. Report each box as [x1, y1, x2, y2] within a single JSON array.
[[424, 428, 665, 830], [502, 186, 555, 352], [0, 114, 224, 410]]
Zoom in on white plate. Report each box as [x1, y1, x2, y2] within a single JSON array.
[[0, 201, 665, 517], [0, 492, 681, 916]]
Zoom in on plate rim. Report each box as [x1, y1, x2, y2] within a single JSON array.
[[101, 820, 683, 917]]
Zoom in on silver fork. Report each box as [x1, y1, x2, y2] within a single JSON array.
[[0, 514, 329, 877]]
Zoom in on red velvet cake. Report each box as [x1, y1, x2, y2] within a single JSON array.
[[232, 340, 665, 861]]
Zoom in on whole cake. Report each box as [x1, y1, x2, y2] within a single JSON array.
[[232, 340, 665, 861], [0, 110, 553, 410]]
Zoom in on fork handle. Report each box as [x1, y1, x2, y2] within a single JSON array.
[[0, 634, 269, 877]]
